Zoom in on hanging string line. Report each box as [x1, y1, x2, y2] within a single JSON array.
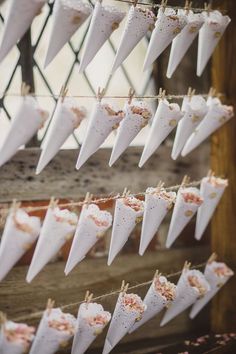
[[0, 179, 202, 214], [12, 261, 207, 323], [0, 92, 225, 100], [113, 0, 227, 14]]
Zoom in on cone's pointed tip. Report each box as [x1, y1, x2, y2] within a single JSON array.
[[166, 71, 172, 79], [160, 319, 167, 327], [189, 311, 196, 320], [165, 240, 172, 248], [171, 153, 178, 160]]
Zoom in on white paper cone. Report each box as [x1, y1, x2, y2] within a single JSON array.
[[190, 261, 234, 319], [0, 208, 41, 281], [26, 206, 78, 282], [0, 0, 46, 62], [139, 188, 176, 256], [36, 98, 86, 174], [44, 0, 92, 67], [166, 187, 203, 248], [103, 292, 146, 354], [171, 95, 208, 160], [109, 100, 152, 166], [130, 275, 177, 333], [139, 99, 183, 167], [76, 102, 124, 170], [195, 177, 228, 240], [0, 320, 35, 354], [167, 10, 204, 78], [181, 100, 234, 157], [79, 1, 125, 72], [29, 308, 76, 354], [111, 6, 155, 73], [108, 196, 144, 265], [143, 7, 187, 71], [72, 302, 111, 354], [197, 11, 231, 77], [65, 204, 112, 275], [160, 268, 210, 326], [0, 96, 49, 167]]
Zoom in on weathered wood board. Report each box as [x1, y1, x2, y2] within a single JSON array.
[[0, 144, 209, 202]]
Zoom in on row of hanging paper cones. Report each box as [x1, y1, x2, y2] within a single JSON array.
[[0, 172, 228, 282], [0, 0, 230, 78], [0, 85, 233, 172], [0, 254, 234, 354]]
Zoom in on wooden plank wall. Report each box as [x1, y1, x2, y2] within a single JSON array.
[[0, 145, 211, 353]]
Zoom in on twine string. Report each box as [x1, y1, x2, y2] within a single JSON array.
[[0, 180, 202, 214], [0, 92, 225, 100], [12, 261, 207, 323]]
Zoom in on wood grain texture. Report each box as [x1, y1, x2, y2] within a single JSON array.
[[0, 144, 209, 202], [211, 0, 236, 333], [0, 246, 210, 353]]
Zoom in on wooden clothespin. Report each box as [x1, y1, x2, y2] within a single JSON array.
[[84, 192, 93, 208], [133, 0, 138, 7], [46, 298, 55, 316], [120, 280, 129, 294], [156, 180, 164, 193], [21, 82, 31, 97], [158, 88, 166, 101], [207, 169, 215, 183], [11, 199, 21, 213], [122, 187, 130, 198], [208, 87, 216, 98], [183, 261, 191, 271], [187, 87, 196, 101], [184, 0, 192, 14], [84, 290, 93, 307], [97, 87, 106, 102], [154, 269, 162, 279], [207, 252, 218, 264], [128, 88, 135, 105], [204, 2, 212, 16], [181, 175, 190, 188], [0, 312, 6, 326], [49, 196, 59, 209], [161, 0, 168, 12], [59, 85, 68, 103]]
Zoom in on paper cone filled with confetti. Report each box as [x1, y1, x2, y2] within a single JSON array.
[[26, 200, 78, 282], [103, 286, 146, 354], [79, 1, 125, 72], [111, 5, 155, 73], [197, 10, 231, 76], [130, 272, 176, 333], [108, 194, 144, 265], [143, 7, 187, 71], [0, 95, 49, 168], [45, 0, 92, 67], [190, 257, 234, 319], [139, 185, 176, 256], [76, 98, 124, 170], [166, 183, 203, 248], [139, 96, 183, 167], [167, 10, 204, 78], [160, 264, 210, 326], [29, 302, 76, 354], [109, 99, 153, 166], [72, 299, 111, 354], [195, 174, 228, 240], [171, 93, 208, 160], [65, 203, 112, 275], [36, 97, 86, 174], [182, 98, 234, 156], [0, 0, 46, 62], [0, 204, 41, 281]]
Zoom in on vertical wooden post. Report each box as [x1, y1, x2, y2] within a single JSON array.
[[211, 0, 236, 332]]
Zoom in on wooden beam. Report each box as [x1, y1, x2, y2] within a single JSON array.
[[0, 145, 209, 202], [211, 0, 236, 333]]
